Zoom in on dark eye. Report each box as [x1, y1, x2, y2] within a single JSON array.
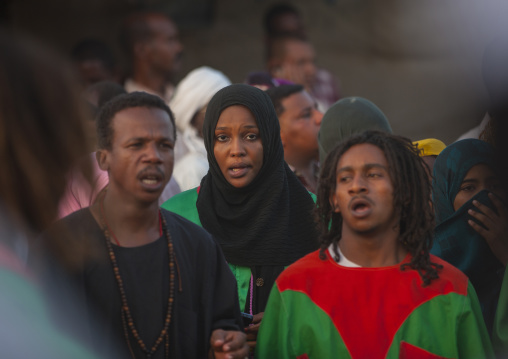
[[338, 176, 351, 183], [160, 142, 173, 150], [460, 185, 475, 192], [129, 142, 142, 149], [367, 172, 381, 178], [216, 134, 228, 142], [246, 133, 258, 140]]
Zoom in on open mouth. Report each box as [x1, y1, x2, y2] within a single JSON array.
[[228, 163, 250, 178], [350, 198, 372, 217], [138, 168, 164, 190]]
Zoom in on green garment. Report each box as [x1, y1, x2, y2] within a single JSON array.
[[494, 265, 508, 357], [256, 251, 494, 359], [162, 187, 316, 312], [318, 97, 392, 164]]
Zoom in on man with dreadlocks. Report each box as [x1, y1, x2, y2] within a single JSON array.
[[256, 131, 494, 358]]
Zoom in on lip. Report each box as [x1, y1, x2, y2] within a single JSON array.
[[228, 162, 251, 179], [138, 167, 165, 191], [349, 197, 373, 218]]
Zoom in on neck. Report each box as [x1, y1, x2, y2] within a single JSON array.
[[287, 157, 318, 191], [91, 188, 161, 247], [338, 227, 407, 267], [132, 65, 172, 98]]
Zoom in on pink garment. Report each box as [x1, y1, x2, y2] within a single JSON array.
[[58, 153, 181, 219]]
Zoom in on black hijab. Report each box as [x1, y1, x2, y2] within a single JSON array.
[[196, 84, 318, 266]]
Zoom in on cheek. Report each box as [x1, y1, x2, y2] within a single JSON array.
[[453, 192, 470, 212]]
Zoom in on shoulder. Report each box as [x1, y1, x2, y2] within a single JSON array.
[[161, 187, 198, 210], [424, 254, 470, 296], [45, 208, 95, 235], [275, 250, 325, 287], [161, 188, 200, 225], [161, 208, 211, 244]]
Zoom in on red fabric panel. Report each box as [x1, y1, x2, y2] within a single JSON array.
[[399, 341, 451, 359]]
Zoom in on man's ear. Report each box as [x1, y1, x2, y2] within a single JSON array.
[[96, 149, 110, 172], [329, 192, 340, 213]]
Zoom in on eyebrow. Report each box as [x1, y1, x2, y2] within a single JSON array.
[[215, 125, 258, 131], [336, 163, 387, 174], [461, 175, 497, 183]]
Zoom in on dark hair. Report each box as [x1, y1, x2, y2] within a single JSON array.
[[316, 130, 442, 286], [263, 3, 302, 37], [266, 84, 304, 116], [96, 91, 176, 150], [0, 30, 93, 269], [70, 38, 115, 71]]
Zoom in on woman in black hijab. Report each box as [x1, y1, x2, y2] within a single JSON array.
[[162, 83, 318, 345]]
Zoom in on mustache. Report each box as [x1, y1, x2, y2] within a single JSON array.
[[137, 166, 165, 178]]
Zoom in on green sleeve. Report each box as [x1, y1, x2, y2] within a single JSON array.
[[255, 285, 294, 359], [457, 282, 495, 358], [493, 266, 508, 357]]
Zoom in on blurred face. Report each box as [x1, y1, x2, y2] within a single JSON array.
[[213, 105, 263, 188], [283, 40, 317, 90], [330, 144, 398, 236], [279, 90, 323, 164], [99, 106, 175, 204], [145, 15, 183, 79], [453, 163, 504, 211]]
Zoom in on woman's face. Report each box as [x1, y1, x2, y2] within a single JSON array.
[[453, 163, 504, 211], [213, 105, 263, 188]]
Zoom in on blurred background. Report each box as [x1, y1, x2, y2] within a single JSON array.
[[2, 0, 508, 144]]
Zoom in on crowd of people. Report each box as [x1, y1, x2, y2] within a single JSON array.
[[0, 2, 507, 359]]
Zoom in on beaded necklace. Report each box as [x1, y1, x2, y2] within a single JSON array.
[[99, 194, 175, 359]]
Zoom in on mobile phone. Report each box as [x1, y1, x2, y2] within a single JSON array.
[[241, 312, 253, 326]]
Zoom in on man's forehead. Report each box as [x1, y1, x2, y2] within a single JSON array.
[[337, 143, 389, 168], [112, 107, 174, 136]]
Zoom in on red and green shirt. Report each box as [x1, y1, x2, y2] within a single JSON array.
[[256, 250, 494, 359]]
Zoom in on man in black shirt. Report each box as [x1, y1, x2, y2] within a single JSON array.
[[44, 92, 247, 358]]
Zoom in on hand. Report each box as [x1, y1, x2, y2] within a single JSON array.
[[210, 329, 248, 359], [468, 193, 508, 265], [244, 312, 264, 349]]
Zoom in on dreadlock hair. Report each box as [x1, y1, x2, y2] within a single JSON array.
[[315, 130, 442, 286]]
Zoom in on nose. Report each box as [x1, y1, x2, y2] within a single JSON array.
[[145, 143, 163, 163], [348, 175, 368, 195], [230, 137, 246, 157]]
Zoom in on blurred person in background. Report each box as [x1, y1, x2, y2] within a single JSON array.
[[119, 10, 183, 102], [71, 38, 118, 88], [263, 3, 341, 112], [170, 66, 231, 191], [266, 84, 323, 193], [0, 30, 100, 358]]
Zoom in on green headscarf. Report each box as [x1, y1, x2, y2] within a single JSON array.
[[318, 97, 392, 164]]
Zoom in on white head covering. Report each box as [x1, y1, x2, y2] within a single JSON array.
[[170, 66, 231, 133], [170, 67, 231, 189]]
